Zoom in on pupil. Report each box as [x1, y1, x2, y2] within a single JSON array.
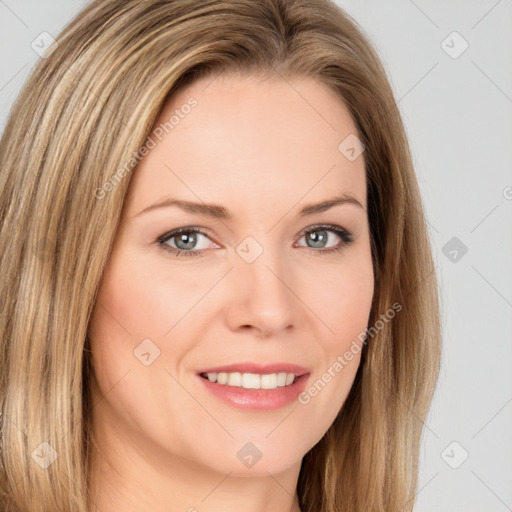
[[308, 230, 327, 248], [176, 232, 196, 250]]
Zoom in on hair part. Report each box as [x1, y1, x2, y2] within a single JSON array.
[[0, 1, 441, 510]]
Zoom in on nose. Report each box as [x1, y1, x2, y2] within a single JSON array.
[[224, 246, 298, 337]]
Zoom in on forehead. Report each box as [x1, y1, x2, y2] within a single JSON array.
[[125, 73, 366, 217]]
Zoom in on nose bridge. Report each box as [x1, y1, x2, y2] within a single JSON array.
[[228, 234, 297, 335]]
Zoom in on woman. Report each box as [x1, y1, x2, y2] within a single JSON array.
[[0, 1, 442, 511]]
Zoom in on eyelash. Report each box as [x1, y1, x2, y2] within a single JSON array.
[[157, 224, 354, 259]]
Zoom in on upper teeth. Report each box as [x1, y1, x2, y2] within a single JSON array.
[[202, 372, 296, 389]]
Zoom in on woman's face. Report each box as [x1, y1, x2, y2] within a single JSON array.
[[88, 73, 374, 479]]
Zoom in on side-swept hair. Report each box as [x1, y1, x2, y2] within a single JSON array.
[[0, 1, 442, 510]]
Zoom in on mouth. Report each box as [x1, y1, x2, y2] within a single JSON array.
[[195, 363, 310, 410], [199, 371, 300, 389], [196, 362, 309, 388]]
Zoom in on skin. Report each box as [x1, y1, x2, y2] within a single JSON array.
[[87, 72, 374, 512]]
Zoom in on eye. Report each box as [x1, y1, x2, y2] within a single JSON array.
[[294, 224, 354, 256], [157, 224, 354, 258], [158, 227, 218, 258]]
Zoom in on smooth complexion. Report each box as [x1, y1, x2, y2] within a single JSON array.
[[87, 73, 374, 512]]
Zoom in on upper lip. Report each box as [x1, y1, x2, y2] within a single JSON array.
[[197, 362, 309, 376]]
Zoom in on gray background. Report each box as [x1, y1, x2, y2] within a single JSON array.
[[1, 1, 511, 510]]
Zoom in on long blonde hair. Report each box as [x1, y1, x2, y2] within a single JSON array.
[[0, 1, 442, 510]]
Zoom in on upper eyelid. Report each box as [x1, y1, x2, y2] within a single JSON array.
[[158, 227, 216, 244]]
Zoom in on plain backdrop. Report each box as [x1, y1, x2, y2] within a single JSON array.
[[1, 1, 511, 511]]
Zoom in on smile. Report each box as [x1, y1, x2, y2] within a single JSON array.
[[196, 364, 310, 410], [200, 371, 297, 389]]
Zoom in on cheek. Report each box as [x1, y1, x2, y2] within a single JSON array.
[[298, 252, 373, 425], [87, 250, 206, 397], [86, 256, 189, 439], [89, 256, 182, 343], [315, 253, 374, 347], [86, 255, 168, 390]]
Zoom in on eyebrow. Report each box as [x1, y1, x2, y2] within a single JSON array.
[[135, 194, 364, 219]]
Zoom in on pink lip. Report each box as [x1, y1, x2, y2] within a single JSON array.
[[196, 362, 310, 411], [196, 362, 309, 376], [197, 374, 310, 410]]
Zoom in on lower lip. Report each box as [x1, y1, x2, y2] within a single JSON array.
[[197, 374, 310, 410]]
